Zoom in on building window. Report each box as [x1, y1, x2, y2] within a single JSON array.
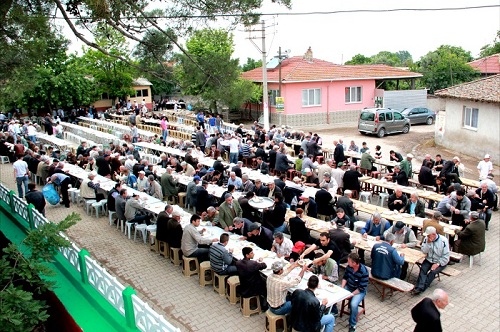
[[463, 107, 478, 129], [345, 86, 362, 103], [135, 89, 149, 97], [269, 89, 279, 106], [302, 88, 321, 106]]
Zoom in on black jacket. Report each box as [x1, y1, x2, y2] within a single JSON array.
[[333, 144, 345, 164], [268, 150, 277, 169], [235, 258, 267, 298], [329, 228, 352, 263], [256, 161, 269, 175], [411, 297, 442, 332], [155, 211, 169, 242], [253, 185, 269, 197], [336, 196, 356, 219], [166, 219, 183, 248], [343, 170, 362, 191], [315, 189, 335, 216], [25, 190, 46, 213], [297, 199, 318, 219], [275, 153, 292, 172], [288, 217, 314, 245], [418, 166, 435, 186], [247, 226, 273, 251], [291, 288, 326, 332]]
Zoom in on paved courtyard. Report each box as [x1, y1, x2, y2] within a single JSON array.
[[1, 161, 498, 332]]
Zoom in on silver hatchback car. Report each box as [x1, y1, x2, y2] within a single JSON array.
[[358, 108, 411, 138]]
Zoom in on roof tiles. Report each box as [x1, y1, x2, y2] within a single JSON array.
[[435, 74, 500, 104], [468, 54, 500, 74], [241, 56, 422, 82]]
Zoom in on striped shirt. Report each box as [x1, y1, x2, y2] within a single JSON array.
[[209, 242, 234, 273], [266, 271, 302, 308], [343, 264, 369, 293]]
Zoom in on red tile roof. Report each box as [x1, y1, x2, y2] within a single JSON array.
[[468, 54, 500, 74], [435, 74, 500, 103], [241, 56, 422, 83]]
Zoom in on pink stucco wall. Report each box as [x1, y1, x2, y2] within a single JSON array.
[[268, 80, 376, 114]]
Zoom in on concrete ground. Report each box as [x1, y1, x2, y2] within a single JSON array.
[[1, 124, 498, 331]]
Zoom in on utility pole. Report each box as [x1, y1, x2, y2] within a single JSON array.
[[261, 20, 269, 131], [247, 20, 273, 130], [278, 46, 282, 97]]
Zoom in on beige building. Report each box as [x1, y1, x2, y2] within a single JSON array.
[[434, 75, 500, 162], [93, 78, 153, 110]]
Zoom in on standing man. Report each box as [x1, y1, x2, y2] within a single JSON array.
[[477, 154, 493, 180], [25, 183, 46, 216], [209, 233, 238, 276], [290, 275, 335, 332], [412, 227, 450, 295], [333, 140, 345, 165], [474, 183, 494, 230], [47, 173, 71, 208], [400, 153, 414, 180], [181, 214, 218, 262], [411, 289, 449, 332], [236, 247, 268, 310], [341, 253, 369, 332], [267, 261, 307, 315], [370, 232, 405, 280], [336, 190, 356, 230], [13, 154, 29, 199]]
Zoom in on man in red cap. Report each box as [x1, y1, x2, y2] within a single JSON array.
[[289, 241, 306, 262]]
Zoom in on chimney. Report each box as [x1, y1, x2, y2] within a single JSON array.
[[303, 47, 313, 62]]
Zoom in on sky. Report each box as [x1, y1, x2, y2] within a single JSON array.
[[62, 0, 500, 64]]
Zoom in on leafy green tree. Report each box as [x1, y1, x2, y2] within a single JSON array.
[[370, 51, 401, 66], [241, 58, 263, 72], [413, 45, 480, 93], [1, 35, 97, 111], [345, 54, 371, 65], [175, 28, 243, 110], [0, 212, 80, 332], [479, 30, 500, 58], [395, 50, 413, 66], [78, 23, 137, 104]]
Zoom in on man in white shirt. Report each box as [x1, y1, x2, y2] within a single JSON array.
[[13, 154, 30, 199], [228, 135, 240, 164], [271, 232, 293, 259], [477, 154, 493, 180]]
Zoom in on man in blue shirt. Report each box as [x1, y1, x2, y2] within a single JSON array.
[[341, 252, 369, 332], [371, 232, 405, 280], [359, 212, 390, 263], [47, 172, 72, 208]]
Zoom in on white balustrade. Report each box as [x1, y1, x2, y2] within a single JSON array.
[[131, 294, 181, 332]]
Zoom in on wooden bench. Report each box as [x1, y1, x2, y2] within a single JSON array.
[[339, 264, 414, 301], [408, 179, 435, 191]]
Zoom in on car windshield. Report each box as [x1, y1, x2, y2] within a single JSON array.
[[360, 112, 375, 121]]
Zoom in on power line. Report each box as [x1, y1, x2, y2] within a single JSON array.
[[47, 4, 500, 20]]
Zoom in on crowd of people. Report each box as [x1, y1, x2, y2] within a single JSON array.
[[1, 108, 496, 332]]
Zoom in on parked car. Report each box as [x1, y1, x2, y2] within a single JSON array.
[[358, 108, 411, 138], [401, 107, 436, 125]]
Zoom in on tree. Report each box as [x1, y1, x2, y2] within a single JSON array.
[[413, 45, 480, 93], [370, 51, 401, 66], [175, 28, 242, 110], [0, 212, 80, 332], [1, 35, 97, 111], [479, 30, 500, 58], [345, 54, 371, 65], [133, 22, 178, 97], [241, 58, 263, 72], [78, 23, 137, 104]]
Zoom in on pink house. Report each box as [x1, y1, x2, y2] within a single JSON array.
[[241, 48, 422, 126]]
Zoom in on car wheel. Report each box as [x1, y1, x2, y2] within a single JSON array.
[[402, 125, 410, 134], [377, 128, 386, 138], [426, 117, 434, 125]]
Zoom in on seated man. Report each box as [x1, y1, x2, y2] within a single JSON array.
[[388, 187, 408, 212], [209, 233, 237, 276], [309, 253, 339, 284], [474, 183, 494, 230], [336, 190, 356, 230], [266, 261, 307, 315], [412, 227, 450, 295], [201, 206, 219, 226], [423, 211, 446, 236], [384, 221, 418, 279], [359, 213, 390, 263], [236, 247, 268, 309], [247, 222, 274, 250], [371, 232, 405, 280], [166, 211, 183, 248], [329, 209, 354, 263], [218, 193, 243, 231], [300, 232, 341, 265], [231, 217, 253, 239], [291, 275, 335, 332], [288, 208, 314, 245], [341, 253, 369, 332], [296, 195, 318, 219], [155, 205, 173, 244], [271, 232, 293, 259], [181, 214, 218, 262], [124, 193, 152, 225], [454, 211, 486, 256], [402, 192, 426, 217]]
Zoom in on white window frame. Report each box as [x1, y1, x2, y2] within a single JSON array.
[[302, 88, 321, 107], [269, 89, 279, 107], [345, 86, 362, 103], [463, 106, 478, 130]]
